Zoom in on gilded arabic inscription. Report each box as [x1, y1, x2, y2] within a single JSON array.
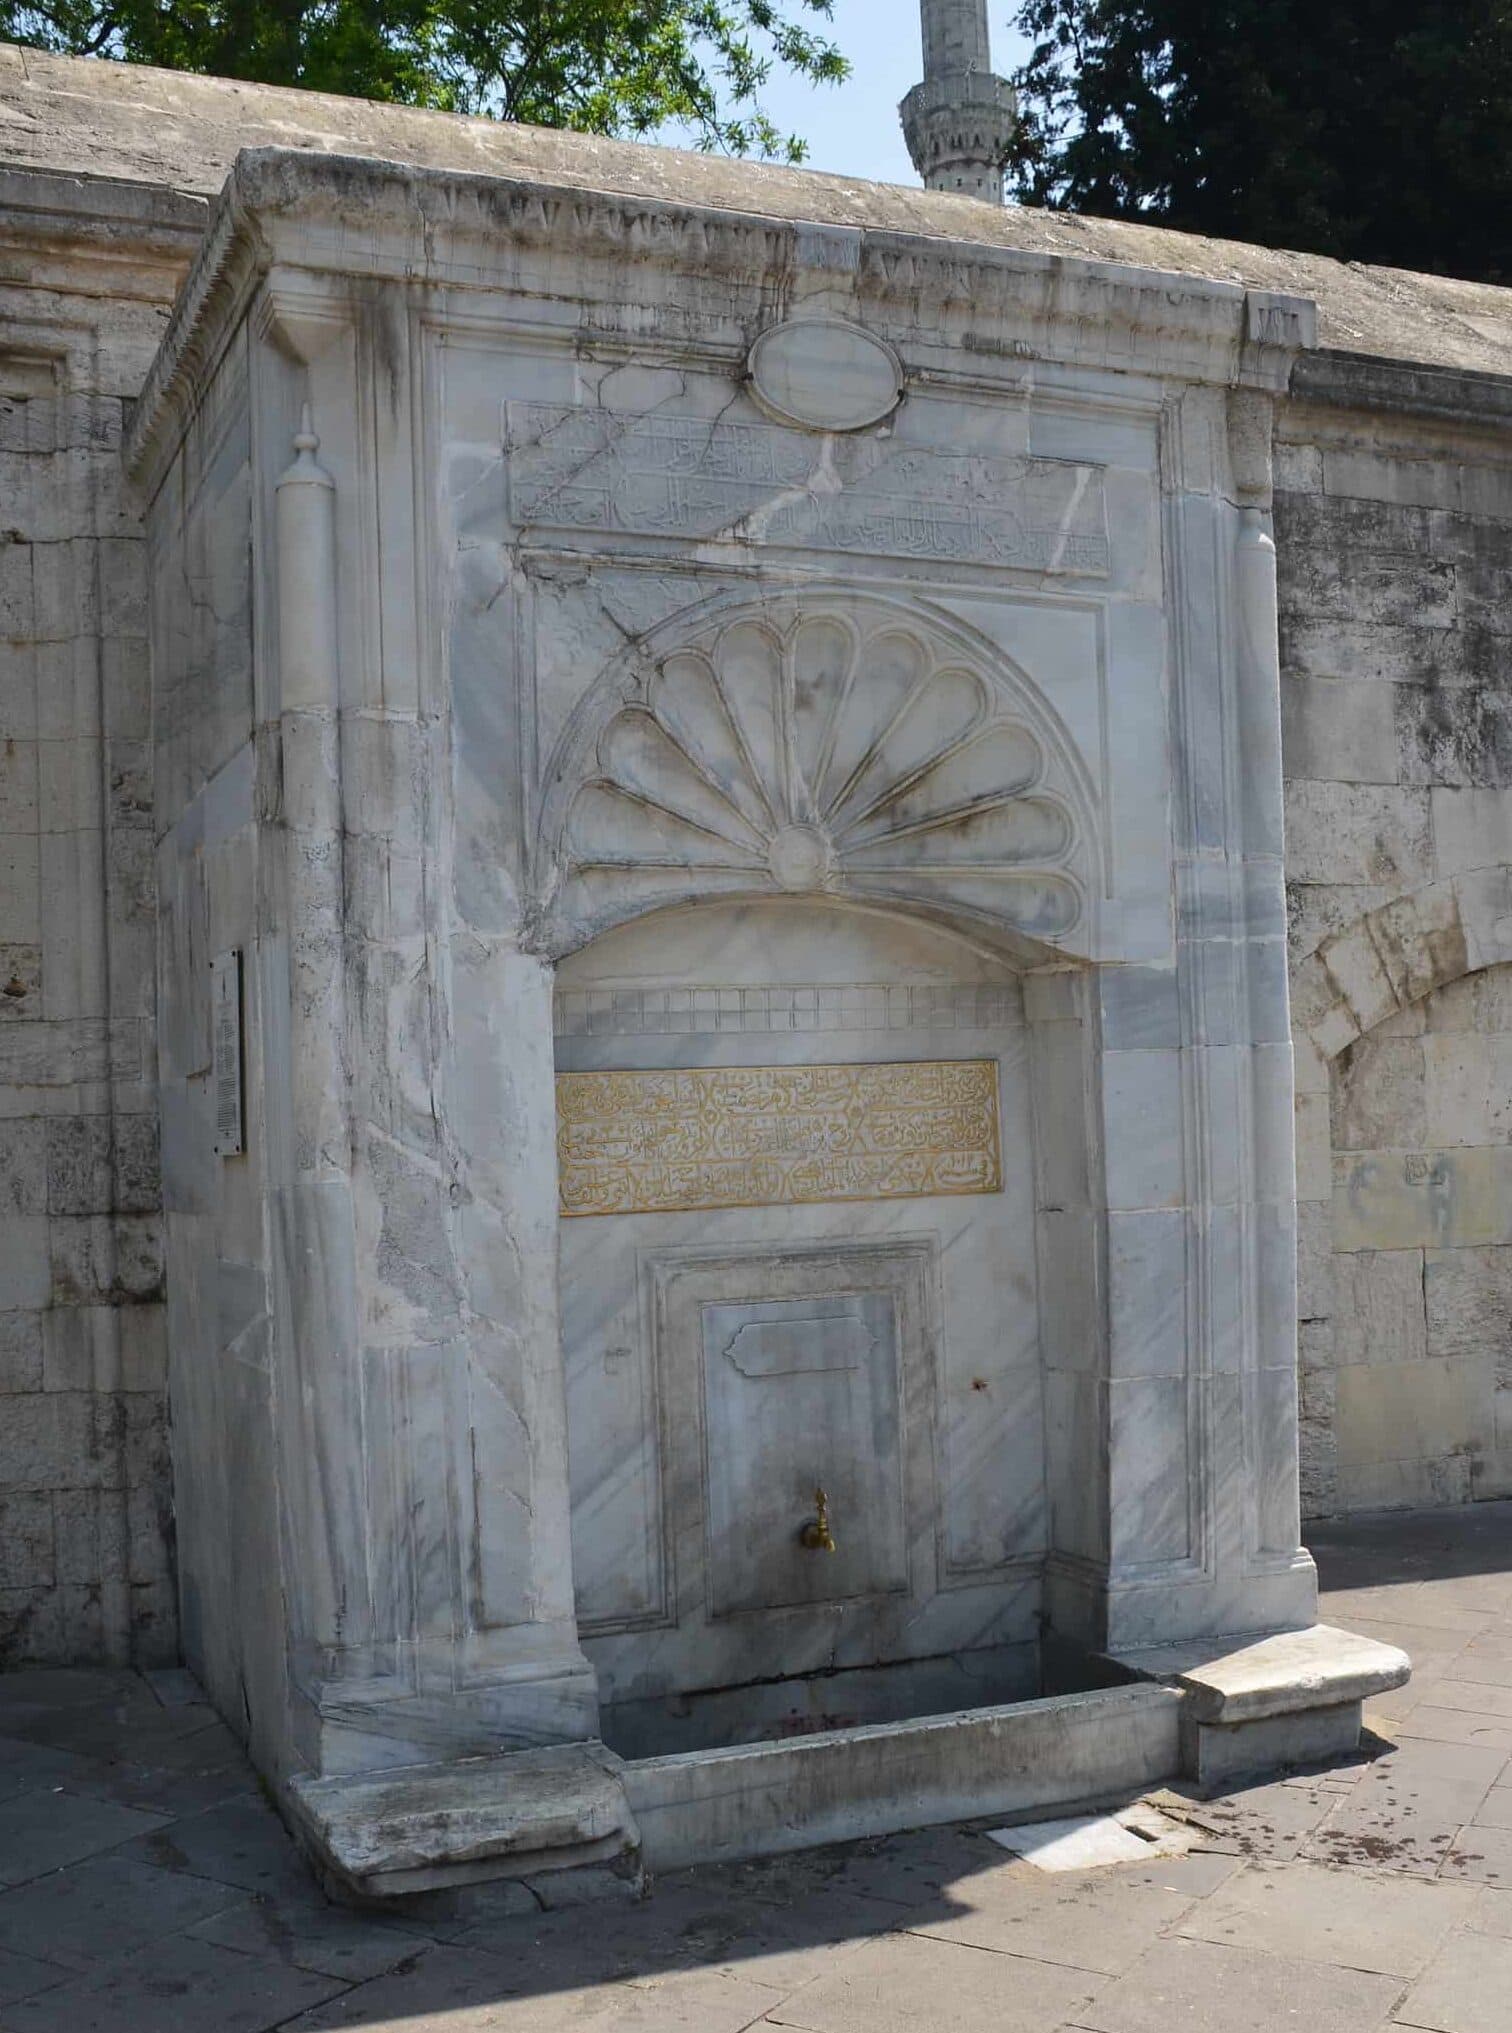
[[556, 1060, 1001, 1217]]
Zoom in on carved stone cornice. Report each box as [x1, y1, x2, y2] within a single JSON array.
[[125, 144, 1317, 493]]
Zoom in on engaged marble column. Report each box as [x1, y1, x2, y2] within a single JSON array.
[[269, 408, 376, 1696]]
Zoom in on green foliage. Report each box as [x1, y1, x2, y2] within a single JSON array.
[[1, 0, 847, 160], [1007, 0, 1512, 281]]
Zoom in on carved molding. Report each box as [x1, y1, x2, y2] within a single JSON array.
[[538, 592, 1094, 956]]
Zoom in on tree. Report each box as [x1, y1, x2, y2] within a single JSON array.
[[1006, 0, 1512, 282], [0, 0, 847, 161]]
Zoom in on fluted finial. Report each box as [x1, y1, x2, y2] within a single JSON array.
[[901, 0, 1017, 205], [293, 403, 319, 456]]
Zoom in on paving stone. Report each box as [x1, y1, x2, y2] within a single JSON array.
[[0, 1855, 241, 1971], [1176, 1858, 1478, 1976], [1391, 1709, 1512, 1751], [0, 1945, 67, 2007], [1102, 1850, 1245, 1898], [1421, 1682, 1512, 1720], [903, 1859, 1197, 1975], [1072, 1935, 1404, 2033], [457, 1860, 892, 1991], [1392, 1928, 1512, 2032], [802, 1826, 1004, 1909], [281, 1942, 775, 2031], [1441, 1823, 1512, 1886], [143, 1667, 205, 1709], [1174, 1775, 1344, 1862], [0, 1669, 138, 1721], [0, 1732, 100, 1803], [1305, 1739, 1509, 1875], [762, 1931, 1099, 2033], [636, 1887, 898, 1995], [188, 1891, 436, 1984], [1368, 1678, 1431, 1726], [0, 1787, 169, 1886], [1323, 1617, 1471, 1681], [1324, 1588, 1494, 1636], [1469, 1888, 1512, 1937], [1443, 1645, 1512, 1687], [0, 1932, 349, 2033], [114, 1794, 315, 1899], [52, 1720, 256, 1818]]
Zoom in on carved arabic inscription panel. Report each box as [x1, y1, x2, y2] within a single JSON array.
[[556, 1059, 1002, 1216], [506, 402, 1109, 574]]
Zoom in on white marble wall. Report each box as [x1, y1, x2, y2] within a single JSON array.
[[128, 146, 1318, 1786]]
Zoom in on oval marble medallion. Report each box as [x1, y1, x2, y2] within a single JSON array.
[[746, 318, 903, 432]]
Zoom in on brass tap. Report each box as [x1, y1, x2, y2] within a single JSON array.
[[799, 1486, 836, 1553]]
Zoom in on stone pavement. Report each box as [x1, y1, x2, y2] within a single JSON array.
[[0, 1503, 1510, 2032]]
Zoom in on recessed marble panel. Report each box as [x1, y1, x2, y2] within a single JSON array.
[[701, 1291, 906, 1616], [555, 899, 1046, 1704], [746, 317, 903, 432], [506, 401, 1108, 573]]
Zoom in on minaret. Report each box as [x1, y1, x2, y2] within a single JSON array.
[[900, 0, 1017, 204]]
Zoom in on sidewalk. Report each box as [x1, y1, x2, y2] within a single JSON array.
[[0, 1502, 1509, 2031]]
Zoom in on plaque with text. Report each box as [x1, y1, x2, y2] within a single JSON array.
[[211, 949, 244, 1157], [556, 1059, 1001, 1216], [507, 402, 1109, 575]]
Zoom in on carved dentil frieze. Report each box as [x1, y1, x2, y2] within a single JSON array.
[[537, 593, 1092, 953]]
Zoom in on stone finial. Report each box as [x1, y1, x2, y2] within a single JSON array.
[[900, 0, 1017, 205]]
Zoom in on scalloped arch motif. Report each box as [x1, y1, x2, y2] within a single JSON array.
[[544, 598, 1092, 951]]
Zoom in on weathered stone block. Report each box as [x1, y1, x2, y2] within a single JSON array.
[[0, 1391, 109, 1492], [0, 735, 39, 832], [1282, 677, 1398, 785], [0, 835, 41, 943], [1283, 782, 1433, 889], [1335, 1356, 1486, 1468], [0, 1583, 64, 1664], [1294, 1089, 1332, 1204], [0, 941, 42, 1020], [0, 1115, 45, 1214], [1331, 1036, 1426, 1151], [1331, 1250, 1427, 1366], [1402, 685, 1512, 788], [0, 1490, 54, 1587], [1423, 1031, 1512, 1145], [0, 1309, 42, 1392], [1318, 920, 1400, 1033], [0, 1214, 50, 1310], [1337, 1453, 1472, 1512], [1333, 1144, 1512, 1252], [53, 1485, 127, 1584], [1368, 882, 1467, 1008], [1433, 786, 1512, 877], [1425, 1245, 1512, 1358], [45, 1114, 114, 1214], [48, 1213, 163, 1305]]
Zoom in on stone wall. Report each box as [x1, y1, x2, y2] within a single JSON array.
[[1278, 355, 1512, 1517], [0, 175, 202, 1664]]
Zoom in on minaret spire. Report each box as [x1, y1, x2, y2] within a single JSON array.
[[901, 0, 1017, 204]]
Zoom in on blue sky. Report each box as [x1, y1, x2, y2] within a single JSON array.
[[741, 1, 1032, 187]]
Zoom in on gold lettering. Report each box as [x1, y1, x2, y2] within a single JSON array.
[[557, 1060, 1002, 1216]]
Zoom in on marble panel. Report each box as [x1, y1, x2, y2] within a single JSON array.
[[556, 898, 1045, 1709], [701, 1290, 906, 1616]]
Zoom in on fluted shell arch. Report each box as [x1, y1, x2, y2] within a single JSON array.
[[541, 599, 1091, 951]]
